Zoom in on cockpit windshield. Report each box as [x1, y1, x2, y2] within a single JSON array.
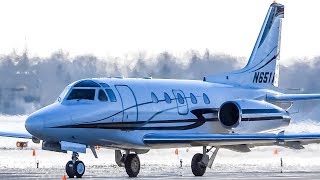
[[57, 80, 119, 102], [67, 89, 96, 100], [63, 80, 99, 101]]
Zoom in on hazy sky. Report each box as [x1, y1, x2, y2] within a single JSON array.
[[0, 0, 319, 62]]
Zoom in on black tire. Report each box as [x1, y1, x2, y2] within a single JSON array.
[[191, 153, 207, 176], [73, 161, 85, 178], [66, 161, 75, 178], [125, 154, 140, 177]]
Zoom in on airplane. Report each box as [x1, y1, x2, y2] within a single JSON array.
[[2, 2, 320, 178]]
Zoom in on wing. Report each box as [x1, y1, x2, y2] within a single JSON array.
[[0, 131, 32, 139], [143, 133, 320, 149], [267, 93, 320, 101]]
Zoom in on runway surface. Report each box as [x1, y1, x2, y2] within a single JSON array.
[[1, 166, 320, 180], [0, 147, 319, 180]]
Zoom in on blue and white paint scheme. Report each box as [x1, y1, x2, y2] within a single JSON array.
[[2, 2, 320, 178], [205, 2, 283, 88]]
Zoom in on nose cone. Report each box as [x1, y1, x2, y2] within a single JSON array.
[[25, 114, 44, 137]]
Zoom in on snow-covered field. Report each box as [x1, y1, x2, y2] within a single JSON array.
[[1, 116, 320, 179]]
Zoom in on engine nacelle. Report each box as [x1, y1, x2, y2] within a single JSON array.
[[218, 99, 290, 129]]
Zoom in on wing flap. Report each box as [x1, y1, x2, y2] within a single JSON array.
[[267, 94, 320, 102], [143, 133, 320, 147]]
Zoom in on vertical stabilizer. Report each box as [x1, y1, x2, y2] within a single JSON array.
[[205, 3, 284, 88]]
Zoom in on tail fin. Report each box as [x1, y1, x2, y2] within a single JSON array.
[[205, 3, 284, 88]]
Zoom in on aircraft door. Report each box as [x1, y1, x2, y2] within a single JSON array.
[[172, 90, 189, 115], [115, 85, 138, 122]]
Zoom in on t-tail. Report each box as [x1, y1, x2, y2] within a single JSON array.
[[204, 2, 284, 88]]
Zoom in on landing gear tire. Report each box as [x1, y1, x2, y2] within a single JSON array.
[[66, 161, 75, 178], [191, 153, 207, 176], [65, 161, 85, 178], [66, 152, 85, 178], [74, 161, 85, 178], [125, 154, 140, 177]]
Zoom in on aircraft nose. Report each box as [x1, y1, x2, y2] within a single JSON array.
[[25, 114, 44, 137]]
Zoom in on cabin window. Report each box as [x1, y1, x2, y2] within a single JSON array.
[[74, 80, 100, 87], [164, 92, 171, 103], [98, 89, 108, 101], [67, 89, 96, 100], [203, 93, 210, 104], [151, 92, 159, 103], [105, 89, 117, 102], [190, 93, 197, 104], [177, 93, 185, 104]]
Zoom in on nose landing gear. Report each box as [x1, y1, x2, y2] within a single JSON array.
[[65, 152, 86, 178]]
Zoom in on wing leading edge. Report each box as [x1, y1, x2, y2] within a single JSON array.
[[143, 133, 320, 148], [0, 131, 32, 139]]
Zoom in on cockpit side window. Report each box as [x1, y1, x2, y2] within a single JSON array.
[[105, 89, 117, 102], [98, 89, 108, 102], [67, 89, 96, 100]]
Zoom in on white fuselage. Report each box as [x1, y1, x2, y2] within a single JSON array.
[[25, 78, 290, 150]]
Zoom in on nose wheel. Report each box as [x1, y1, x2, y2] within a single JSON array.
[[66, 152, 86, 178]]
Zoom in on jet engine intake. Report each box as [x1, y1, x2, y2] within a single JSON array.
[[218, 99, 290, 130], [218, 101, 241, 129]]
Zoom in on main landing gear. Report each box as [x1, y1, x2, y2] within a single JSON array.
[[64, 147, 217, 178], [191, 146, 219, 176], [115, 150, 141, 177], [66, 152, 86, 178]]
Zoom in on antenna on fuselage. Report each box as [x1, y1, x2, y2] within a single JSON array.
[[23, 35, 29, 57]]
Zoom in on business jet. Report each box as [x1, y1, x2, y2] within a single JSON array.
[[1, 2, 320, 178]]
